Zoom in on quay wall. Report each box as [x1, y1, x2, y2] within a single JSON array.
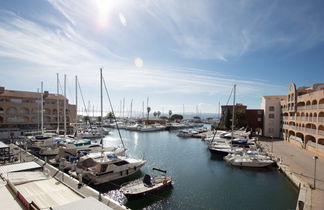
[[12, 145, 127, 210], [258, 142, 312, 210]]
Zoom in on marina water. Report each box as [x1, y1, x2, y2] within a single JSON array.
[[97, 128, 298, 210]]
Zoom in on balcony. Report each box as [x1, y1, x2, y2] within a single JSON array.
[[318, 117, 324, 122], [305, 128, 316, 134], [297, 106, 305, 111], [320, 104, 324, 109], [319, 130, 324, 136]]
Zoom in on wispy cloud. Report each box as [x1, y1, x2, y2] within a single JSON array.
[[1, 0, 322, 112]]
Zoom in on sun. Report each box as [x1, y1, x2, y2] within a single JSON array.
[[94, 0, 115, 27]]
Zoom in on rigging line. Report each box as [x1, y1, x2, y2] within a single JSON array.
[[225, 86, 234, 106], [102, 75, 126, 149], [77, 80, 89, 117], [66, 77, 74, 104]]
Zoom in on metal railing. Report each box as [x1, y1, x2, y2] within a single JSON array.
[[305, 128, 316, 134], [319, 130, 324, 136]]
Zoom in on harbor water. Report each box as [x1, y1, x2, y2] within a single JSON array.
[[98, 129, 298, 210]]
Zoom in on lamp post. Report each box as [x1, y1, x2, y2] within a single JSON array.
[[313, 156, 318, 189]]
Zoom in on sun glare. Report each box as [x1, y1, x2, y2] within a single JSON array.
[[134, 57, 144, 68], [95, 0, 115, 28]]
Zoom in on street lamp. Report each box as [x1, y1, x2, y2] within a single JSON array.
[[313, 156, 318, 189], [271, 136, 274, 153]]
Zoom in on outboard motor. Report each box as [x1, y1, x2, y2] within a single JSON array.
[[143, 174, 152, 186]]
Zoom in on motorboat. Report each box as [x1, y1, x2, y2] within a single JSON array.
[[176, 130, 193, 137], [53, 147, 127, 170], [225, 152, 274, 168], [140, 125, 165, 132], [120, 168, 173, 198], [72, 154, 146, 185]]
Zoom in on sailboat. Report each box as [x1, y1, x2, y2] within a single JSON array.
[[71, 68, 145, 185], [208, 84, 237, 156]]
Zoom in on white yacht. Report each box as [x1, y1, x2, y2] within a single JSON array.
[[140, 125, 165, 132], [226, 152, 274, 168], [177, 130, 193, 137], [73, 154, 146, 185]]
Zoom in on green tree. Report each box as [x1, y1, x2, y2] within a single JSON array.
[[83, 116, 90, 124], [224, 110, 232, 130], [106, 112, 115, 123], [170, 114, 183, 121], [168, 110, 172, 121], [157, 111, 161, 118], [235, 109, 247, 128], [153, 111, 157, 118], [147, 107, 151, 124]]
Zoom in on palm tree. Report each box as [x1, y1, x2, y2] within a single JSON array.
[[106, 112, 114, 123], [147, 107, 151, 124], [157, 111, 161, 118], [153, 111, 157, 118], [83, 116, 90, 124], [168, 110, 172, 122]]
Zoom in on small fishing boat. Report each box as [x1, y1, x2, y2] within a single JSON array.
[[120, 168, 173, 198]]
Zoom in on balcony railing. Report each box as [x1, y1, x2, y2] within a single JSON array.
[[305, 128, 316, 134], [318, 117, 324, 122], [320, 104, 324, 109], [297, 106, 305, 111], [319, 130, 324, 136]]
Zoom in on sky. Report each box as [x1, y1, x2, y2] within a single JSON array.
[[0, 0, 324, 117]]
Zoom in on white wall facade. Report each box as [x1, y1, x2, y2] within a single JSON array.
[[261, 96, 286, 138]]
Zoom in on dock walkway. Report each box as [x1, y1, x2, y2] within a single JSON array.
[[259, 138, 324, 210]]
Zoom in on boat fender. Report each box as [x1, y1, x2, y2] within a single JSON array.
[[43, 168, 50, 177]]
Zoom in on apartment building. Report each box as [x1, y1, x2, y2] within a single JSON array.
[[261, 95, 287, 138], [220, 104, 264, 132], [0, 86, 76, 132], [281, 83, 324, 156]]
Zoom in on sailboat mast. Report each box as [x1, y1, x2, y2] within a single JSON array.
[[100, 68, 103, 148], [130, 99, 133, 119], [64, 74, 67, 138], [142, 101, 144, 118], [40, 82, 44, 135], [37, 88, 40, 132], [231, 84, 236, 140], [57, 74, 60, 134], [75, 75, 78, 134]]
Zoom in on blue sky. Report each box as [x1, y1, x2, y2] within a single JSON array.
[[0, 0, 324, 116]]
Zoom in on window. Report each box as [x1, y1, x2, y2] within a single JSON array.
[[269, 106, 275, 111], [268, 128, 274, 133], [269, 114, 274, 119], [257, 110, 262, 115], [257, 118, 262, 122]]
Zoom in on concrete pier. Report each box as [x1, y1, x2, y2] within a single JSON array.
[[6, 144, 127, 210], [258, 138, 324, 210]]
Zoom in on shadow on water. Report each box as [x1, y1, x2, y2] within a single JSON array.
[[125, 187, 173, 209]]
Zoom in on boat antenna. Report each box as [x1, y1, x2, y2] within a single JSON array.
[[102, 75, 126, 149], [231, 84, 236, 142]]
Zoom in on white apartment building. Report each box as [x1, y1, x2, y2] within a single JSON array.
[[261, 95, 287, 138]]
